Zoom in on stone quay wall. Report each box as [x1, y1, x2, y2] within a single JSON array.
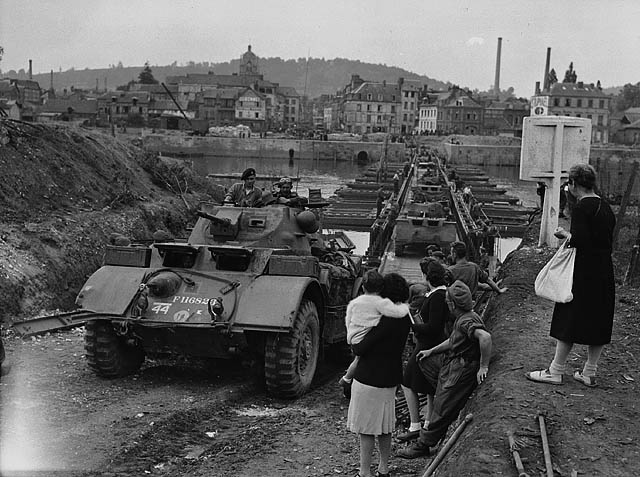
[[444, 143, 640, 200], [142, 134, 407, 164]]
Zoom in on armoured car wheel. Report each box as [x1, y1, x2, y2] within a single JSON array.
[[264, 299, 320, 399], [84, 320, 145, 377]]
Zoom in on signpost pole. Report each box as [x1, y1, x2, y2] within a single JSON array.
[[520, 116, 591, 248]]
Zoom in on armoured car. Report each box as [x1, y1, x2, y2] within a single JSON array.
[[76, 202, 363, 398]]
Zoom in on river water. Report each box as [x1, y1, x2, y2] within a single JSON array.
[[189, 156, 535, 262]]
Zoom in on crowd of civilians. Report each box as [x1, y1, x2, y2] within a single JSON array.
[[343, 241, 502, 476], [343, 163, 614, 476]]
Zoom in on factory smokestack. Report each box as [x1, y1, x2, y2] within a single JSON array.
[[494, 37, 502, 98], [50, 69, 54, 91], [543, 47, 551, 91], [28, 60, 33, 80]]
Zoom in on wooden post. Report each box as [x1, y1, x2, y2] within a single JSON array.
[[422, 414, 473, 477], [612, 160, 639, 248], [624, 216, 640, 284], [538, 414, 554, 477]]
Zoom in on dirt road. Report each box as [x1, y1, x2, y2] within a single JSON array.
[[0, 328, 430, 477], [2, 240, 640, 477]]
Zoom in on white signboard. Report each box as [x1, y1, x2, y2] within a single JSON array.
[[520, 116, 591, 181], [520, 116, 592, 246], [530, 95, 549, 116]]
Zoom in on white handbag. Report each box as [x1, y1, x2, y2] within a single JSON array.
[[534, 240, 576, 303]]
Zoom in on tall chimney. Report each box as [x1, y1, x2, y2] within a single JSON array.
[[29, 60, 33, 80], [494, 37, 502, 97], [50, 69, 54, 91], [543, 47, 551, 91]]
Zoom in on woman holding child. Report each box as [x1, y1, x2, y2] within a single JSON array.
[[347, 272, 411, 477]]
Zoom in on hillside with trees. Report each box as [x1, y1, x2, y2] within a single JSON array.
[[3, 57, 452, 99]]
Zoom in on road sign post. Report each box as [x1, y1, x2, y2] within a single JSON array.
[[520, 116, 592, 247]]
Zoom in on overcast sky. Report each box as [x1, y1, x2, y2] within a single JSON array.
[[1, 0, 638, 97]]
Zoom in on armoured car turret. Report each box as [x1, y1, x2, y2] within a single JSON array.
[[77, 202, 363, 398]]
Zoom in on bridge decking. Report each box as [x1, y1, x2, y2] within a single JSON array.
[[379, 250, 424, 284]]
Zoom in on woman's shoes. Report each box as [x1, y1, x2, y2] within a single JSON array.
[[525, 369, 563, 385], [573, 371, 597, 387], [396, 429, 421, 442]]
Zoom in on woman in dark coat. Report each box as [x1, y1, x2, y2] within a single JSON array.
[[347, 273, 410, 477], [527, 163, 616, 388], [397, 261, 449, 442]]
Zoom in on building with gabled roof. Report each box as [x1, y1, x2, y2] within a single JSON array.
[[481, 98, 529, 137], [0, 78, 42, 104], [398, 78, 423, 134], [96, 91, 151, 125], [418, 91, 449, 133], [198, 87, 243, 125], [339, 78, 400, 134], [236, 87, 266, 127], [531, 81, 611, 143], [611, 107, 640, 145], [275, 86, 301, 127], [419, 87, 483, 135], [38, 98, 98, 124]]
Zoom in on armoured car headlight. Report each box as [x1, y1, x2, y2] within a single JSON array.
[[136, 293, 149, 311], [208, 297, 224, 319], [146, 273, 182, 298]]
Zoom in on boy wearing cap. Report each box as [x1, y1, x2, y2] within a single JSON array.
[[224, 167, 263, 207], [397, 280, 492, 459]]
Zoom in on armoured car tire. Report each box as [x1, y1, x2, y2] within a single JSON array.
[[84, 320, 145, 377], [264, 299, 320, 399]]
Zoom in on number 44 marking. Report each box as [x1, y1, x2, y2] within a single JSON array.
[[151, 303, 172, 314]]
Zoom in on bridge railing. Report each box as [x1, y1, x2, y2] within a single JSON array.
[[365, 153, 417, 266]]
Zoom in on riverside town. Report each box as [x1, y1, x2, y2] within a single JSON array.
[[1, 25, 640, 477]]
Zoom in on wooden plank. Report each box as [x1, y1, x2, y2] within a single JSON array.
[[613, 160, 639, 248]]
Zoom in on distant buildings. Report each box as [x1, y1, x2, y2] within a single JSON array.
[[164, 45, 301, 131], [337, 75, 399, 134], [1, 52, 633, 145], [530, 81, 610, 143], [610, 107, 640, 145], [96, 91, 152, 126], [0, 46, 302, 132]]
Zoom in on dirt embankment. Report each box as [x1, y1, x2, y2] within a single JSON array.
[[434, 221, 640, 476], [0, 119, 221, 323]]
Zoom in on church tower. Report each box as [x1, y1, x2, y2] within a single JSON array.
[[239, 45, 259, 76]]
